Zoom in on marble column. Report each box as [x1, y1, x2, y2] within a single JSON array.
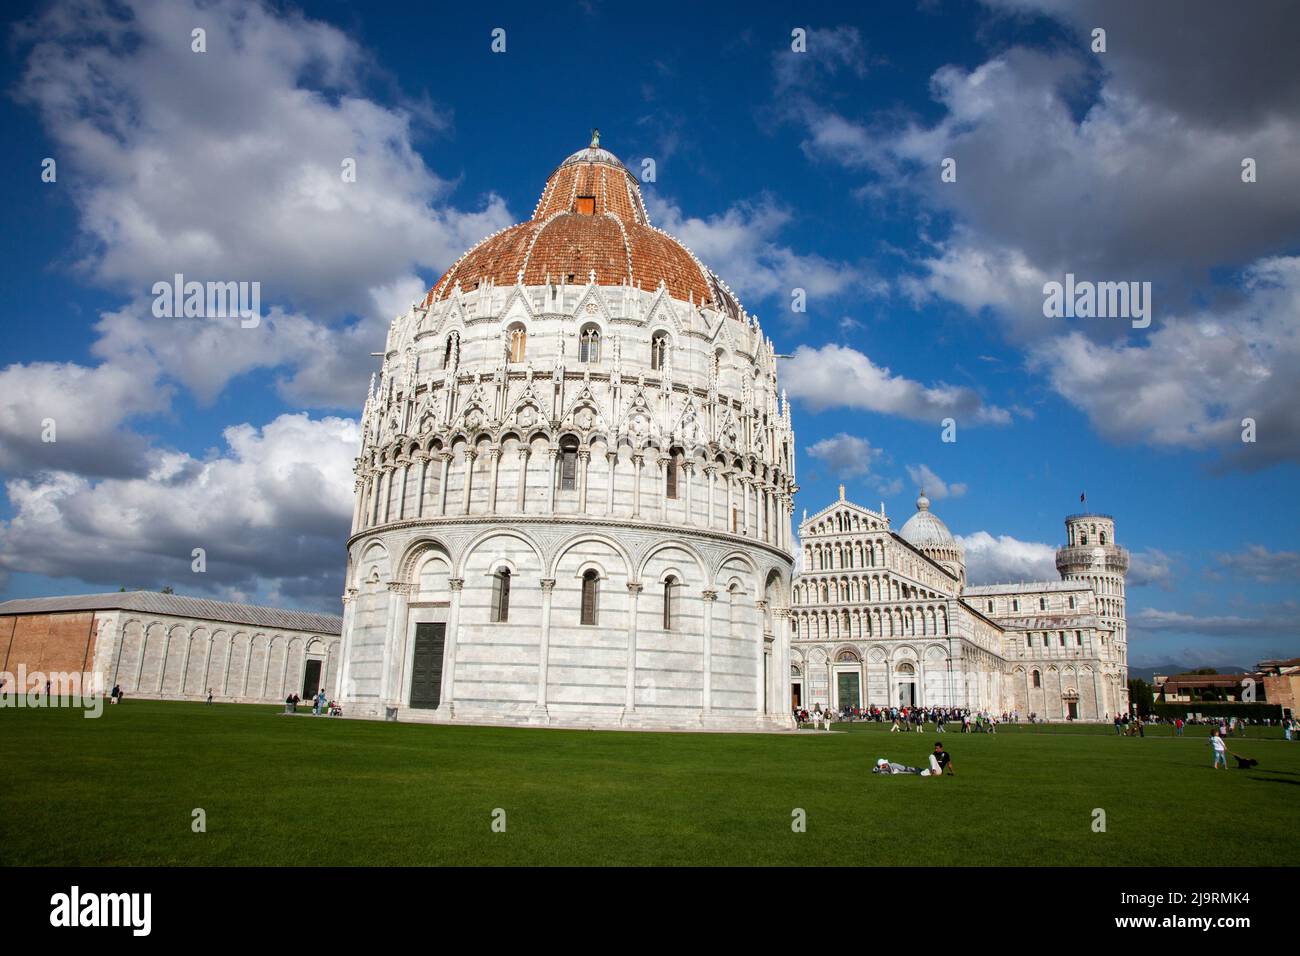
[[438, 453, 452, 515], [535, 578, 556, 715], [460, 449, 476, 515], [605, 452, 617, 516], [416, 456, 430, 518], [577, 450, 590, 513], [683, 462, 694, 526], [547, 448, 559, 513], [487, 446, 502, 513], [701, 589, 716, 716], [624, 583, 642, 716], [705, 466, 717, 530], [517, 447, 530, 512], [632, 454, 644, 518], [438, 578, 463, 714]]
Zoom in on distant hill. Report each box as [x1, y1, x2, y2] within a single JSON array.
[[1129, 664, 1253, 682]]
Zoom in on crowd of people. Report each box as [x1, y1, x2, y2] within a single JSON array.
[[284, 688, 342, 716], [794, 704, 1012, 732]]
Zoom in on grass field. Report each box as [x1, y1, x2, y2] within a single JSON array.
[[2, 701, 1296, 866]]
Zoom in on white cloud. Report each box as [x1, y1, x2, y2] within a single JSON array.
[[646, 194, 870, 314], [0, 414, 358, 606], [1215, 545, 1300, 583], [1028, 257, 1300, 467], [905, 463, 966, 500], [782, 343, 1011, 424], [805, 433, 879, 478], [1131, 607, 1294, 638], [956, 531, 1057, 585], [13, 0, 514, 410], [0, 358, 171, 479], [776, 6, 1300, 467]]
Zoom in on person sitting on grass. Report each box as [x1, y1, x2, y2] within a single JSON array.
[[928, 742, 955, 776]]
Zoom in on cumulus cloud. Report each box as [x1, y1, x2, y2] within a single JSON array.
[[0, 358, 171, 479], [12, 0, 513, 410], [1028, 258, 1300, 468], [1130, 607, 1295, 639], [646, 194, 872, 318], [782, 343, 1011, 424], [956, 531, 1057, 585], [0, 414, 357, 607], [905, 463, 965, 500], [805, 433, 879, 478], [1127, 548, 1175, 591], [1215, 545, 1300, 583], [776, 1, 1300, 467]]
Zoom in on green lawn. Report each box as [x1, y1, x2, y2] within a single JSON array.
[[2, 701, 1296, 866]]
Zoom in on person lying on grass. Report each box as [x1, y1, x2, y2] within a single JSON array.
[[872, 746, 955, 777]]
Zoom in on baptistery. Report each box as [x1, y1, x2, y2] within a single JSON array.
[[338, 136, 797, 729]]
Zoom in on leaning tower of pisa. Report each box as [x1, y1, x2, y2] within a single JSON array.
[[1056, 512, 1130, 708]]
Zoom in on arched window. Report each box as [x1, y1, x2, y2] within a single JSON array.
[[443, 331, 460, 369], [665, 450, 681, 499], [1079, 533, 1088, 545], [508, 324, 527, 363], [581, 570, 599, 625], [1032, 670, 1042, 688], [663, 575, 677, 630], [559, 437, 578, 491], [651, 331, 670, 371], [579, 324, 601, 364], [1099, 531, 1107, 545], [491, 569, 511, 623]]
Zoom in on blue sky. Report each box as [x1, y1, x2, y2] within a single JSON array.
[[1, 0, 1298, 669]]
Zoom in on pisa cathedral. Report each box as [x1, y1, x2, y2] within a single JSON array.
[[790, 490, 1130, 720], [339, 138, 797, 729]]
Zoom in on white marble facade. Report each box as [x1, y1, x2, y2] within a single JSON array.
[[339, 143, 797, 730], [791, 491, 1129, 720]]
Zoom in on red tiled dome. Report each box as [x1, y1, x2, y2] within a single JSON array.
[[425, 140, 741, 317]]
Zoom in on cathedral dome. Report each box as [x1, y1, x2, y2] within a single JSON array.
[[899, 492, 956, 548], [899, 492, 965, 583], [424, 135, 743, 319]]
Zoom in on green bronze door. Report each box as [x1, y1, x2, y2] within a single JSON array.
[[409, 623, 446, 710], [837, 671, 861, 710]]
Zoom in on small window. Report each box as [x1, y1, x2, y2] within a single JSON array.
[[665, 452, 680, 499], [1079, 533, 1088, 545], [663, 575, 677, 630], [576, 196, 595, 216], [1075, 631, 1082, 645], [1100, 531, 1107, 545], [651, 331, 670, 371], [491, 569, 511, 623], [559, 442, 578, 490], [579, 325, 601, 363], [1068, 596, 1076, 609], [1032, 671, 1042, 689], [1012, 599, 1020, 612], [581, 570, 599, 625], [1059, 632, 1066, 646], [508, 325, 527, 363], [1039, 597, 1046, 610], [987, 601, 993, 613], [443, 331, 460, 369]]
